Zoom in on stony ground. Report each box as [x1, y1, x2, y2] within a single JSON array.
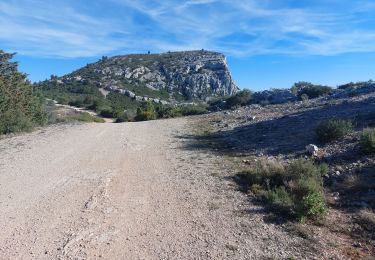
[[190, 93, 375, 259], [0, 116, 343, 259]]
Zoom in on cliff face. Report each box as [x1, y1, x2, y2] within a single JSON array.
[[65, 50, 239, 101]]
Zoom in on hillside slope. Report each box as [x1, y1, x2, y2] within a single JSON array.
[[42, 50, 239, 103]]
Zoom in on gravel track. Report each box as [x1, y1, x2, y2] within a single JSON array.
[[0, 119, 323, 259]]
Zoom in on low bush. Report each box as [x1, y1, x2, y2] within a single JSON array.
[[297, 192, 326, 221], [0, 110, 33, 134], [337, 82, 357, 90], [315, 119, 353, 143], [225, 89, 251, 108], [56, 96, 70, 105], [69, 113, 105, 123], [98, 105, 115, 118], [179, 104, 208, 116], [243, 158, 327, 221], [292, 82, 333, 99], [115, 112, 130, 123], [135, 101, 156, 121], [298, 85, 332, 99], [360, 128, 375, 154], [68, 98, 84, 107], [337, 81, 373, 90], [155, 105, 181, 118]]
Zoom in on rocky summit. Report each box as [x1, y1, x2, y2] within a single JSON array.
[[62, 50, 239, 102]]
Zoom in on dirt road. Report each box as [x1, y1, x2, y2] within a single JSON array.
[[0, 119, 319, 259]]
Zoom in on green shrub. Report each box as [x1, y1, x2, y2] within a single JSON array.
[[207, 97, 224, 107], [105, 92, 140, 111], [267, 186, 293, 206], [337, 81, 372, 90], [35, 78, 103, 110], [0, 109, 33, 134], [298, 85, 332, 99], [155, 105, 181, 118], [225, 89, 252, 108], [243, 158, 327, 221], [135, 101, 156, 121], [68, 98, 85, 107], [69, 113, 105, 123], [56, 96, 70, 105], [292, 82, 333, 99], [337, 82, 356, 90], [179, 105, 207, 116], [151, 103, 207, 119], [296, 191, 326, 222], [287, 158, 328, 182], [315, 119, 353, 143], [88, 98, 107, 111], [360, 128, 375, 154], [245, 160, 285, 188], [250, 184, 263, 195], [115, 112, 130, 123], [98, 105, 115, 118]]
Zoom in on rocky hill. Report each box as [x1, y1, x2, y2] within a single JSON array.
[[56, 50, 239, 102]]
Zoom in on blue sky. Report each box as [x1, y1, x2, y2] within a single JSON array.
[[1, 0, 375, 90]]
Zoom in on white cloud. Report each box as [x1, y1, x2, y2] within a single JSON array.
[[1, 0, 375, 58], [0, 0, 130, 57]]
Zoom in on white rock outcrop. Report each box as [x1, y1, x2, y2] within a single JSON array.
[[306, 144, 319, 157]]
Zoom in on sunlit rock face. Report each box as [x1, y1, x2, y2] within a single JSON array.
[[65, 50, 239, 101]]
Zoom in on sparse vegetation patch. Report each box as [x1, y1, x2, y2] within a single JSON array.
[[225, 89, 252, 109], [360, 128, 375, 154], [315, 119, 353, 143], [292, 82, 333, 99], [242, 158, 327, 221], [69, 113, 105, 123]]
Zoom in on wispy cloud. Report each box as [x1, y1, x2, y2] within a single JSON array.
[[1, 0, 375, 58], [0, 0, 129, 57]]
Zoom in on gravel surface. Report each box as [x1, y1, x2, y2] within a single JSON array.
[[0, 119, 329, 259]]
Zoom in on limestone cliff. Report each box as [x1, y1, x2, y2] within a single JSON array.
[[64, 50, 239, 101]]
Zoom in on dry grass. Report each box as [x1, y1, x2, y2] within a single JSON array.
[[358, 209, 375, 232], [340, 174, 361, 191]]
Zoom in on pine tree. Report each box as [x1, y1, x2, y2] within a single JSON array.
[[0, 50, 47, 134]]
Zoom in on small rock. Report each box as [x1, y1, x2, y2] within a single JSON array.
[[331, 192, 340, 200], [247, 116, 256, 121], [306, 144, 319, 156]]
